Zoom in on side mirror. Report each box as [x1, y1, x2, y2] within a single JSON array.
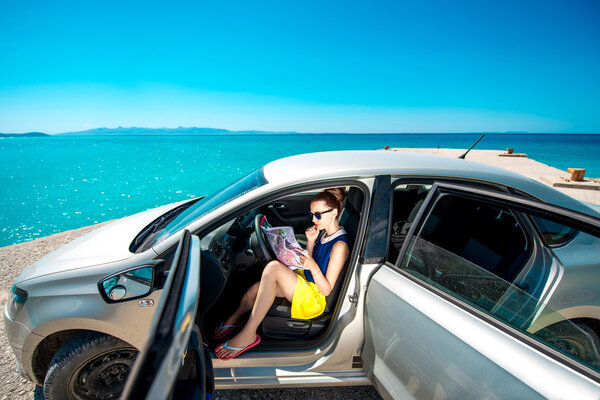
[[98, 261, 164, 303]]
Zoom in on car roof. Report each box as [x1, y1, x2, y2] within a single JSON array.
[[262, 150, 599, 216]]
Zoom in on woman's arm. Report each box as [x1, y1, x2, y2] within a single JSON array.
[[304, 241, 349, 296]]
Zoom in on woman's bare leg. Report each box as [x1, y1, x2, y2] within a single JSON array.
[[217, 261, 298, 358], [216, 282, 259, 334]]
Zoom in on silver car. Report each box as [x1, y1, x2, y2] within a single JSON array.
[[5, 150, 600, 399]]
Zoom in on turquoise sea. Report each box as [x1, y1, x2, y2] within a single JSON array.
[[1, 133, 599, 247]]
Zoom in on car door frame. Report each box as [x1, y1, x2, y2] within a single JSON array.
[[176, 175, 376, 388], [363, 181, 600, 399]]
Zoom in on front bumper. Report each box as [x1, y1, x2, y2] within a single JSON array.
[[3, 303, 39, 382]]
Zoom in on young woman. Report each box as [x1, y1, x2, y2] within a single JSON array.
[[215, 188, 350, 360]]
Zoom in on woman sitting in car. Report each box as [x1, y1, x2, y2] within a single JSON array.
[[214, 188, 350, 360]]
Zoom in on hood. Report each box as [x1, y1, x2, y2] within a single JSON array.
[[16, 200, 191, 284]]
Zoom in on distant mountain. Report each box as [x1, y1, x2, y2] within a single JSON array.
[[56, 127, 302, 136], [0, 132, 49, 137]]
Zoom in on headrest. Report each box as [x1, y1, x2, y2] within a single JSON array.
[[345, 187, 363, 214]]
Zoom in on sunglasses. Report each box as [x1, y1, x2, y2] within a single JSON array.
[[309, 209, 334, 220]]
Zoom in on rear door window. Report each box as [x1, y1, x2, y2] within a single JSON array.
[[389, 183, 431, 262], [418, 194, 530, 283]]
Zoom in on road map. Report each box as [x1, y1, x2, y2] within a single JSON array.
[[261, 225, 306, 270]]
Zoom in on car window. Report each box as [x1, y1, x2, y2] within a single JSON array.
[[388, 183, 432, 262], [419, 194, 530, 282], [508, 188, 581, 247], [397, 192, 600, 374], [530, 215, 579, 247]]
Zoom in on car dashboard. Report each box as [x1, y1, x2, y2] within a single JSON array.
[[201, 211, 260, 273]]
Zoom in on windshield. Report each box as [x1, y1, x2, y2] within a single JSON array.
[[143, 168, 267, 250]]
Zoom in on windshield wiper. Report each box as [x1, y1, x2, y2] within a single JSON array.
[[134, 211, 176, 246], [130, 197, 204, 252]]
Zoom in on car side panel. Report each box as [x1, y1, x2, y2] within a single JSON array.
[[545, 232, 600, 322], [12, 284, 160, 383], [363, 265, 600, 399]]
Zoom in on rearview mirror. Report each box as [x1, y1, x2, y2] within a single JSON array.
[[98, 264, 158, 303]]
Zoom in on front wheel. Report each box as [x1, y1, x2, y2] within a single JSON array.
[[43, 332, 138, 400]]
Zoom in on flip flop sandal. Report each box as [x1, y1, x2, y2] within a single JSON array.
[[216, 334, 261, 361], [212, 321, 243, 340]]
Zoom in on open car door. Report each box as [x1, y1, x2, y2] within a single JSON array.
[[363, 182, 600, 399], [121, 230, 214, 399]]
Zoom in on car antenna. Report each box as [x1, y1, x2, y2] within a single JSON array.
[[459, 134, 485, 159]]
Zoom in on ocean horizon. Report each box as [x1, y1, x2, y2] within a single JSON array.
[[2, 133, 599, 247]]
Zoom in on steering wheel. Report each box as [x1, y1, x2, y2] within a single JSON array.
[[254, 214, 275, 263]]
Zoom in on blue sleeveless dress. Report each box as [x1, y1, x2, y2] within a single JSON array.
[[291, 229, 348, 319], [304, 229, 348, 283]]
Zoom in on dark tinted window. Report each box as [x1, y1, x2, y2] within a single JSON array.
[[388, 184, 431, 262], [531, 215, 578, 247], [420, 195, 529, 282]]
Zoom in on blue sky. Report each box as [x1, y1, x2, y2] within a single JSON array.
[[1, 0, 599, 133]]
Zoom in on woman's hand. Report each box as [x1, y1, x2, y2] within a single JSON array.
[[305, 225, 319, 243], [296, 249, 320, 274]]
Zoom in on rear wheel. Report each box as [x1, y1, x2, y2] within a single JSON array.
[[43, 332, 138, 400]]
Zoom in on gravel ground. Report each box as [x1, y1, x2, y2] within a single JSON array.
[[0, 222, 381, 399]]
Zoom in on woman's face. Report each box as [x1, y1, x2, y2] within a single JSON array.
[[310, 200, 336, 230]]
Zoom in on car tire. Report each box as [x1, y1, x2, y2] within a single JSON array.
[[34, 385, 45, 400], [43, 332, 138, 400]]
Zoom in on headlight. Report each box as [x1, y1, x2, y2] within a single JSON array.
[[6, 284, 28, 320]]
